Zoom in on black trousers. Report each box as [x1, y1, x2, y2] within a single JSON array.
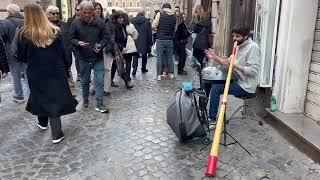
[[111, 60, 117, 82], [38, 116, 63, 139], [73, 50, 81, 76], [123, 53, 133, 80], [132, 53, 148, 72], [175, 43, 187, 72]]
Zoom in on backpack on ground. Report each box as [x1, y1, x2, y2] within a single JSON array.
[[166, 88, 207, 142]]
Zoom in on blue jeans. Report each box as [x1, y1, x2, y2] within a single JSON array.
[[208, 82, 251, 120], [156, 40, 174, 75], [8, 62, 29, 97], [80, 60, 104, 105]]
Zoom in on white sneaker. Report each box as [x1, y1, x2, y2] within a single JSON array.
[[157, 75, 162, 81], [169, 74, 175, 79], [53, 136, 64, 144], [37, 123, 48, 130]]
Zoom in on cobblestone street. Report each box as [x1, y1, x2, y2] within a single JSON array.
[[0, 57, 320, 180]]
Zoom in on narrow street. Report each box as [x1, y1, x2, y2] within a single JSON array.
[[0, 57, 319, 179]]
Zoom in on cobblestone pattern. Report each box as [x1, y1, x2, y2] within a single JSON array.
[[0, 57, 319, 180]]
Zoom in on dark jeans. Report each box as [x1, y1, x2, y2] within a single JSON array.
[[111, 60, 117, 81], [123, 53, 133, 80], [175, 43, 187, 72], [156, 40, 174, 75], [132, 53, 148, 72], [209, 82, 251, 120], [80, 60, 104, 105], [38, 116, 63, 139]]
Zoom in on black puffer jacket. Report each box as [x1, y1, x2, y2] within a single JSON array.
[[193, 20, 212, 50]]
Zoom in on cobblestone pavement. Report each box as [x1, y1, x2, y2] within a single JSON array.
[[0, 56, 320, 180]]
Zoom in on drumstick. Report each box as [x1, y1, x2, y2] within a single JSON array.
[[205, 41, 238, 177]]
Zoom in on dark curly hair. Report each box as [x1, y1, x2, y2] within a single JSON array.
[[231, 24, 250, 36], [112, 11, 129, 27]]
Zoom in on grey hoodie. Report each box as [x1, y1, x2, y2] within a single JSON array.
[[235, 38, 261, 93]]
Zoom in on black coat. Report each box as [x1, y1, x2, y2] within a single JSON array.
[[131, 15, 152, 54], [193, 20, 212, 50], [113, 24, 127, 51], [17, 33, 78, 117], [69, 16, 109, 62], [0, 37, 9, 74], [174, 22, 190, 44]]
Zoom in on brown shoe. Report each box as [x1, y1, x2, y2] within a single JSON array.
[[104, 91, 111, 96]]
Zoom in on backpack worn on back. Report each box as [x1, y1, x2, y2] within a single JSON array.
[[8, 19, 22, 60]]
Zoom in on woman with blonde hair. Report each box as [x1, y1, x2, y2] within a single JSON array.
[[16, 3, 78, 144]]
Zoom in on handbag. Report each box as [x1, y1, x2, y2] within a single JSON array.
[[123, 35, 137, 54], [113, 42, 126, 76]]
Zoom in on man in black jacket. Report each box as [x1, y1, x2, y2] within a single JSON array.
[[0, 37, 9, 103], [0, 3, 28, 103], [152, 3, 177, 80], [131, 10, 152, 76], [69, 0, 110, 113]]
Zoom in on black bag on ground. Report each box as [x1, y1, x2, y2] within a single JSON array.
[[167, 89, 207, 142]]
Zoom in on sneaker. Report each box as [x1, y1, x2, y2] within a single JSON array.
[[132, 71, 137, 76], [12, 96, 25, 103], [95, 104, 110, 113], [208, 119, 216, 130], [169, 74, 175, 79], [157, 75, 162, 81], [37, 123, 48, 130], [52, 135, 64, 144], [83, 99, 89, 108]]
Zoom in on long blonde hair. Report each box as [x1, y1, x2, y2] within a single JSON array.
[[21, 4, 59, 48]]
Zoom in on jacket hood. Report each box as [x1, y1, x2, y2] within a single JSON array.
[[163, 8, 175, 15], [132, 15, 148, 24], [7, 14, 24, 20]]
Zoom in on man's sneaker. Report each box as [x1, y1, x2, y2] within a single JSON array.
[[141, 69, 148, 73], [37, 123, 48, 130], [12, 96, 25, 103], [169, 74, 175, 79], [83, 99, 89, 108], [208, 119, 216, 130], [157, 75, 162, 81], [95, 104, 110, 113], [53, 135, 64, 144]]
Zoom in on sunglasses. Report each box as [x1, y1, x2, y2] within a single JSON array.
[[51, 12, 59, 15], [76, 9, 81, 11]]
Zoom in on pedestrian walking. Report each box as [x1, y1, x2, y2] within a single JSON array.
[[90, 2, 114, 96], [0, 3, 29, 103], [16, 4, 78, 144], [46, 5, 76, 97], [131, 10, 152, 76], [67, 4, 82, 81], [112, 11, 134, 89], [69, 0, 110, 113], [152, 3, 177, 81], [123, 13, 139, 82], [174, 12, 191, 75]]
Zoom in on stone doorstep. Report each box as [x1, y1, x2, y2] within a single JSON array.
[[266, 108, 320, 153]]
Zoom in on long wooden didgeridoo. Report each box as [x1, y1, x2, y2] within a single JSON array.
[[205, 41, 238, 177]]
